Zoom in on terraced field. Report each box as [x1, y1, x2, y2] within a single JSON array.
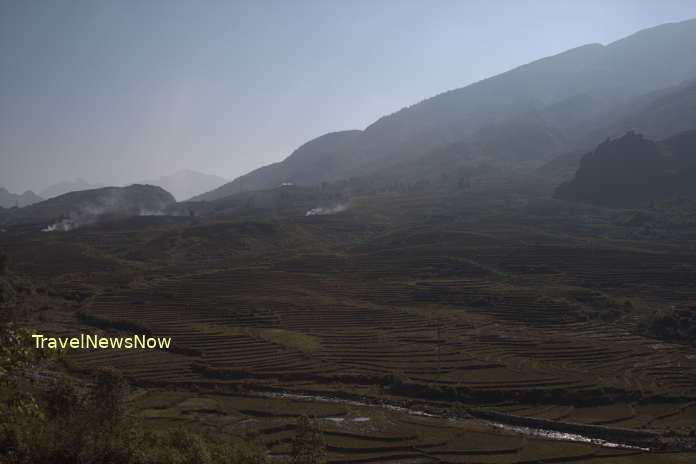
[[129, 390, 688, 464], [3, 189, 696, 461]]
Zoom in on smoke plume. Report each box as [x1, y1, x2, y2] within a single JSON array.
[[305, 203, 349, 216]]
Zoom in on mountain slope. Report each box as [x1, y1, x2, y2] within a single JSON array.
[[538, 78, 696, 182], [590, 78, 696, 142], [12, 184, 176, 223], [555, 130, 696, 207], [192, 131, 363, 201], [196, 18, 696, 202]]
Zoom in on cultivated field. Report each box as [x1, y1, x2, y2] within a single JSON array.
[[3, 187, 696, 462]]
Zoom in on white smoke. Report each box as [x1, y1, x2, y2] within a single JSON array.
[[305, 203, 348, 216], [40, 205, 102, 232], [138, 209, 164, 216], [42, 219, 75, 232], [40, 188, 170, 232]]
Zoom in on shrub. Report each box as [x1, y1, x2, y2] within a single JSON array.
[[1, 364, 271, 464], [91, 368, 127, 426], [289, 415, 326, 464], [44, 377, 82, 419]]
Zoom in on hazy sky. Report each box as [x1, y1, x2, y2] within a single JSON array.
[[2, 0, 696, 193]]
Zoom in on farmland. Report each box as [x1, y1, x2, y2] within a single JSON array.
[[2, 186, 696, 462]]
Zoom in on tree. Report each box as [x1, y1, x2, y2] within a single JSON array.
[[91, 367, 127, 426], [0, 249, 7, 275], [0, 322, 54, 457]]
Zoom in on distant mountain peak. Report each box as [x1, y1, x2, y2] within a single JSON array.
[[0, 188, 42, 208], [10, 184, 176, 228], [134, 169, 227, 201]]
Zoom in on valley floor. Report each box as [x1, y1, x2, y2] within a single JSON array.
[[3, 189, 696, 462]]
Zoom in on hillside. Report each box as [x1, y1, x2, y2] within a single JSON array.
[[192, 130, 364, 200], [7, 7, 696, 464], [195, 18, 696, 202], [555, 130, 696, 207], [4, 181, 696, 460], [538, 78, 696, 182], [7, 184, 176, 229]]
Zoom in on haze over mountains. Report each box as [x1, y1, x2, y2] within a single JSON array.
[[537, 77, 696, 182], [6, 6, 696, 462], [194, 18, 696, 202], [135, 169, 227, 201], [11, 184, 175, 225], [39, 178, 104, 200], [0, 188, 42, 208], [6, 18, 696, 213], [5, 170, 226, 210]]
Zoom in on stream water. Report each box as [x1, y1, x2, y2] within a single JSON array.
[[250, 390, 651, 451]]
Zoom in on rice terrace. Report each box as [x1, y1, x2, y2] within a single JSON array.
[[2, 3, 696, 463], [3, 183, 696, 462]]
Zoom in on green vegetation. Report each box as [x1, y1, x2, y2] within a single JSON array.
[[1, 364, 271, 464], [0, 323, 55, 435], [258, 328, 321, 353], [2, 182, 696, 460], [641, 307, 696, 346], [189, 323, 321, 352]]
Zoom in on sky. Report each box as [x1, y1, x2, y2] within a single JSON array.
[[2, 0, 696, 194]]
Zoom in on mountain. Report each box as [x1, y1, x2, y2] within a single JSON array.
[[134, 170, 227, 201], [0, 188, 42, 208], [537, 78, 696, 182], [40, 178, 103, 199], [192, 131, 363, 201], [38, 171, 225, 203], [585, 78, 696, 143], [195, 18, 696, 202], [555, 130, 696, 207], [11, 185, 176, 228]]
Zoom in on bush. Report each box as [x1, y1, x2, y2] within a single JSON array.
[[642, 307, 696, 346], [91, 368, 127, 426], [1, 365, 271, 464], [448, 401, 470, 418], [290, 415, 326, 464], [44, 377, 82, 419]]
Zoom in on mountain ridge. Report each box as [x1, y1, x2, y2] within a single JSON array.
[[39, 178, 104, 199], [195, 18, 696, 202], [555, 130, 696, 207], [7, 184, 176, 225], [0, 188, 42, 208]]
